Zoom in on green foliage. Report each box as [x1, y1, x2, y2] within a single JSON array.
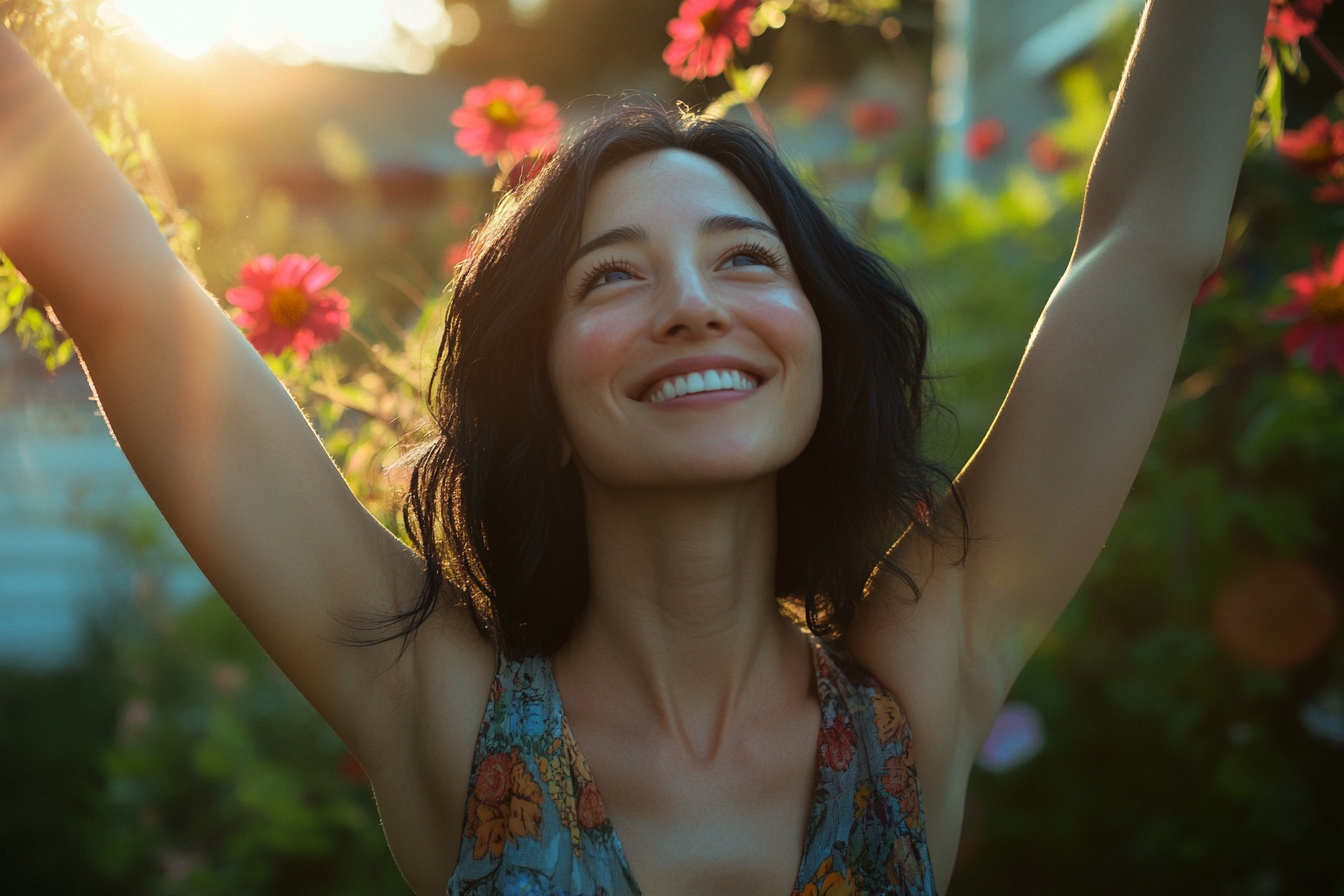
[[5, 1, 1344, 892], [865, 23, 1344, 896], [0, 512, 410, 895]]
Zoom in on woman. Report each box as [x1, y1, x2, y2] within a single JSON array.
[[0, 2, 1271, 893]]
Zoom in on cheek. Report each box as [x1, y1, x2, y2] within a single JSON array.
[[756, 289, 823, 389], [548, 307, 640, 421]]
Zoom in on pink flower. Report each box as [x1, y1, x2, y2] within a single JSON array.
[[848, 100, 902, 142], [1278, 115, 1344, 175], [663, 0, 758, 81], [964, 118, 1005, 161], [225, 254, 350, 360], [451, 78, 561, 166], [1265, 240, 1344, 374]]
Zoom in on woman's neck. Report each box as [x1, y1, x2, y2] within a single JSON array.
[[556, 472, 808, 758]]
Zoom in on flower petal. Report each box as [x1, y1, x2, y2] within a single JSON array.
[[301, 261, 341, 294], [225, 286, 266, 311]]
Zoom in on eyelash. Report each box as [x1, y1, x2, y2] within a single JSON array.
[[575, 241, 785, 297]]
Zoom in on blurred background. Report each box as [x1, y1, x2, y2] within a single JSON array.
[[2, 0, 1343, 892]]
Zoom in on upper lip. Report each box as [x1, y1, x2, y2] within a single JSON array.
[[630, 353, 769, 401]]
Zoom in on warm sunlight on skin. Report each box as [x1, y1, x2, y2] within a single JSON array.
[[109, 0, 462, 72], [549, 149, 824, 491]]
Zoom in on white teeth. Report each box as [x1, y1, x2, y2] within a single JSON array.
[[645, 368, 759, 402]]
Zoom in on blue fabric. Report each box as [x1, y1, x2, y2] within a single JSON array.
[[445, 639, 935, 895]]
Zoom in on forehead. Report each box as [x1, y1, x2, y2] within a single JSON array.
[[579, 148, 770, 240]]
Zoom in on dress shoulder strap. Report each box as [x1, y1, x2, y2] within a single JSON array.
[[446, 652, 642, 896], [793, 639, 937, 895]]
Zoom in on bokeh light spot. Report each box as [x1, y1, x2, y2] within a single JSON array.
[[977, 701, 1045, 773], [1211, 559, 1339, 671]]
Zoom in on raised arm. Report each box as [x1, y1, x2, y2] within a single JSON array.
[[0, 29, 489, 764], [847, 1, 1271, 886]]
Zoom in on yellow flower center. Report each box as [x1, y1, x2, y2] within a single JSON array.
[[699, 6, 724, 34], [484, 99, 521, 128], [1311, 282, 1344, 323], [269, 286, 310, 328]]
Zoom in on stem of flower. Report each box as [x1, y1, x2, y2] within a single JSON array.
[[1306, 33, 1344, 85]]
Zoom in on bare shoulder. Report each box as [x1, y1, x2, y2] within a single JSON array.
[[844, 533, 993, 892], [360, 597, 497, 895]]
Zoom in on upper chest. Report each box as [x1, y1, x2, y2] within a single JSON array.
[[563, 682, 822, 896]]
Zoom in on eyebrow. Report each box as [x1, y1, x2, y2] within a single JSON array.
[[565, 214, 780, 271]]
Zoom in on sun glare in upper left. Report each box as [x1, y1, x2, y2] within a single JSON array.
[[105, 0, 465, 73], [113, 0, 242, 60]]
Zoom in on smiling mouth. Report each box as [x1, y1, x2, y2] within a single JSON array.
[[645, 369, 760, 403]]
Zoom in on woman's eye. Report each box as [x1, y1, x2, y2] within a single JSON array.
[[726, 253, 764, 267], [600, 269, 633, 284]]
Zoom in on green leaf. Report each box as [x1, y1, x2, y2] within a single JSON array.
[[726, 63, 772, 104]]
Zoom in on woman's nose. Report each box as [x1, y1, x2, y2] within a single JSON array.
[[653, 266, 728, 341]]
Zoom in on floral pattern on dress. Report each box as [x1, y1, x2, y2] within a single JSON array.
[[446, 641, 934, 896]]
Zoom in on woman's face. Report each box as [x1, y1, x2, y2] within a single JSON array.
[[548, 148, 823, 490]]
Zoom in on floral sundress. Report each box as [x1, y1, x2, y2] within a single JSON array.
[[445, 638, 935, 896]]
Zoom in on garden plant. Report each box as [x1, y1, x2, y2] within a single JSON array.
[[1, 0, 1342, 893]]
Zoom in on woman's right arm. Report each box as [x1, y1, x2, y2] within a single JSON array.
[[0, 29, 492, 773]]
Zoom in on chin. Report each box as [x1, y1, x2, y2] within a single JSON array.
[[578, 436, 808, 491]]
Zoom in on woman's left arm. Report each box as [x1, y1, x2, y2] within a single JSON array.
[[849, 1, 1270, 881], [947, 0, 1272, 701]]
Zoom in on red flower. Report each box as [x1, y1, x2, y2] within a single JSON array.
[[848, 100, 902, 142], [1195, 269, 1226, 306], [819, 718, 855, 772], [226, 254, 349, 360], [964, 118, 1005, 161], [663, 0, 758, 81], [473, 752, 513, 806], [789, 82, 835, 120], [441, 241, 474, 279], [1027, 131, 1078, 174], [1265, 240, 1344, 374], [576, 781, 608, 829], [1265, 0, 1331, 45], [1313, 181, 1344, 202], [451, 78, 561, 166], [1278, 115, 1344, 175]]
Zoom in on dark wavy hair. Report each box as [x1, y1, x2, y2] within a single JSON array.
[[387, 103, 962, 658]]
